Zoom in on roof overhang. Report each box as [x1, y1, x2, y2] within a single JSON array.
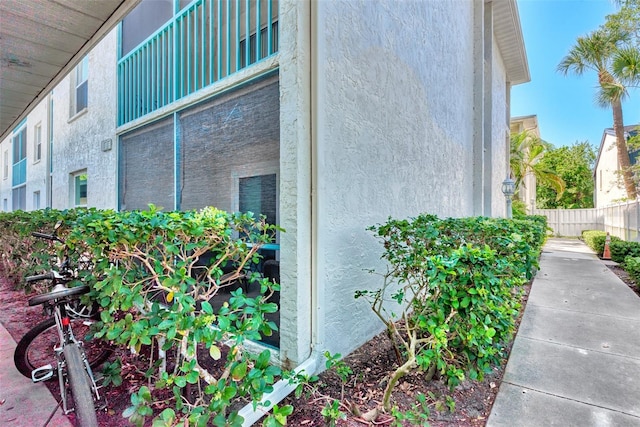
[[0, 0, 141, 142], [492, 0, 530, 86]]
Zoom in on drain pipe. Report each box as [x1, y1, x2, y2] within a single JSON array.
[[239, 1, 320, 425]]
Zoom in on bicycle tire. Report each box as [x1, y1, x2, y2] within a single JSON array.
[[64, 343, 98, 427], [14, 317, 111, 380]]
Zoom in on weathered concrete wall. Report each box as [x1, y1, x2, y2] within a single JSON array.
[[50, 29, 119, 210], [302, 0, 514, 359]]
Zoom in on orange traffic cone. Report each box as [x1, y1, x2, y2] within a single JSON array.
[[602, 232, 611, 260]]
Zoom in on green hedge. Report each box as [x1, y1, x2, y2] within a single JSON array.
[[610, 240, 640, 264], [356, 214, 546, 410], [624, 256, 640, 284], [581, 230, 622, 256], [0, 206, 287, 426]]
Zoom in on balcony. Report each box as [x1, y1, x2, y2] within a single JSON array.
[[117, 0, 278, 126]]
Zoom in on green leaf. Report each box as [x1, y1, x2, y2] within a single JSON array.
[[231, 362, 248, 381], [201, 300, 213, 315], [209, 345, 222, 360]]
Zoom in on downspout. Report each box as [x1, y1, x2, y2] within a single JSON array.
[[238, 1, 323, 425]]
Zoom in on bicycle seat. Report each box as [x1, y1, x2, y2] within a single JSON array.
[[28, 284, 90, 306]]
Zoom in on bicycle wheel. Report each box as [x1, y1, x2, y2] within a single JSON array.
[[64, 343, 98, 427], [14, 317, 111, 380]]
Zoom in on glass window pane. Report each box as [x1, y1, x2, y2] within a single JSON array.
[[75, 174, 87, 206], [239, 174, 277, 225]]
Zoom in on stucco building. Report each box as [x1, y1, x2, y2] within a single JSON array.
[[0, 0, 529, 373], [594, 125, 639, 208]]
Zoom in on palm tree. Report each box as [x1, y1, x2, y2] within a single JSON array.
[[558, 29, 637, 200], [510, 131, 565, 201]]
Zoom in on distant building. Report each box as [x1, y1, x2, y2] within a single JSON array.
[[510, 114, 540, 213], [594, 125, 639, 208]]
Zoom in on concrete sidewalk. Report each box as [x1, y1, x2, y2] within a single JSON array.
[[0, 322, 71, 426], [488, 238, 640, 426]]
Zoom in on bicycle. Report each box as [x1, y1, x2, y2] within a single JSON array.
[[13, 222, 111, 427]]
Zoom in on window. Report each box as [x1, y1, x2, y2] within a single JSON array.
[[239, 174, 277, 225], [34, 123, 42, 162], [3, 150, 7, 179], [12, 125, 27, 187], [239, 21, 279, 68], [72, 56, 89, 116], [73, 172, 88, 207], [2, 199, 7, 211], [12, 186, 26, 211], [33, 191, 40, 210]]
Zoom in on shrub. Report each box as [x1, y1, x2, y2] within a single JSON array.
[[0, 209, 78, 288], [63, 205, 283, 425], [581, 230, 622, 256], [623, 256, 640, 284], [610, 240, 640, 264], [0, 206, 288, 425], [356, 214, 545, 411]]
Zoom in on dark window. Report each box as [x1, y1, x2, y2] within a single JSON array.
[[239, 21, 279, 69], [239, 174, 277, 225]]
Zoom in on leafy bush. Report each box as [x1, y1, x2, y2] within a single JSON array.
[[61, 205, 283, 425], [355, 215, 545, 411], [512, 200, 528, 219], [0, 209, 77, 288], [610, 240, 640, 264], [623, 256, 640, 284], [581, 230, 622, 256], [0, 206, 289, 426]]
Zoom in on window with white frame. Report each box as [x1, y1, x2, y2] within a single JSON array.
[[34, 123, 42, 162], [33, 191, 40, 210], [71, 56, 89, 116], [72, 172, 88, 207]]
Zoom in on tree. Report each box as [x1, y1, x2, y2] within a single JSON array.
[[557, 29, 638, 200], [510, 130, 565, 202], [536, 142, 596, 209]]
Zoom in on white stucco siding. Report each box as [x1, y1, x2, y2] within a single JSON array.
[[51, 30, 119, 210], [491, 35, 509, 217], [24, 101, 50, 210], [595, 133, 626, 207], [313, 0, 476, 356], [0, 136, 11, 210], [0, 100, 49, 211]]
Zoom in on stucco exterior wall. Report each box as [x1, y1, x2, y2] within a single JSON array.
[[0, 135, 12, 210], [313, 0, 478, 356], [50, 30, 119, 210], [595, 133, 626, 207], [0, 100, 50, 211], [491, 35, 509, 217]]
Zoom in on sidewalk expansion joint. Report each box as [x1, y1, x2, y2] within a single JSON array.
[[516, 335, 640, 362], [526, 301, 640, 323], [500, 381, 640, 420]]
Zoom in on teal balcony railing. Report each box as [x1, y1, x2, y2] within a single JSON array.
[[12, 158, 26, 186], [118, 0, 279, 126]]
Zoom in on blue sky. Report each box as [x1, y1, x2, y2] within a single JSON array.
[[511, 0, 640, 148]]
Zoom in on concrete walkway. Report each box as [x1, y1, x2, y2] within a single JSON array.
[[0, 322, 71, 426], [488, 238, 640, 426]]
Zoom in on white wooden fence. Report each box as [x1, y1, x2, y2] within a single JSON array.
[[533, 200, 640, 241]]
